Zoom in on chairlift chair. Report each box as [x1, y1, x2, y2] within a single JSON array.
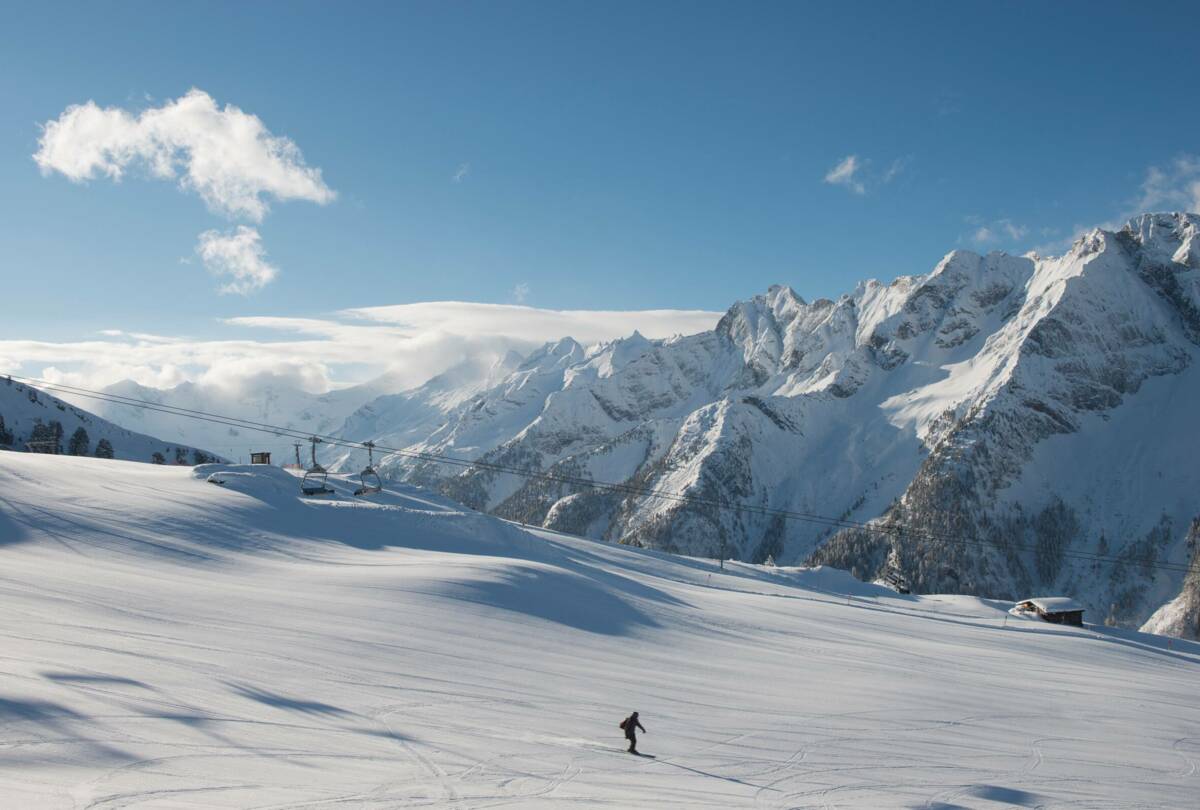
[[300, 436, 335, 496], [353, 440, 383, 496]]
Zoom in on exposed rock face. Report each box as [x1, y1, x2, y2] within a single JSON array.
[[332, 213, 1200, 632], [1141, 518, 1200, 640]]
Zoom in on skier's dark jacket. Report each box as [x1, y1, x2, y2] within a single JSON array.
[[622, 713, 645, 739]]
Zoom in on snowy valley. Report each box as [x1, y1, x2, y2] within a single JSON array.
[[0, 453, 1196, 808]]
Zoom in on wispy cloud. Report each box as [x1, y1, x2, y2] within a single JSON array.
[[934, 89, 962, 118], [883, 156, 911, 184], [1136, 154, 1200, 214], [196, 226, 279, 295], [343, 302, 721, 349], [0, 302, 723, 395], [452, 162, 470, 183], [511, 282, 530, 303], [34, 88, 335, 221], [964, 216, 1028, 247], [1031, 154, 1200, 256], [824, 153, 911, 195], [824, 155, 866, 195], [1003, 221, 1029, 240], [969, 226, 993, 244]]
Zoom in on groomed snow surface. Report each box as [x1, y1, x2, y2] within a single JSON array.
[[0, 454, 1196, 809]]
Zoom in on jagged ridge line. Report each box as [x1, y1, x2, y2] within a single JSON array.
[[9, 373, 1199, 577]]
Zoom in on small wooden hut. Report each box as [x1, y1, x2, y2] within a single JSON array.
[[1014, 597, 1084, 626], [250, 452, 272, 465]]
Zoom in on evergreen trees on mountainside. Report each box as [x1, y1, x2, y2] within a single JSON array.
[[2, 380, 220, 466], [68, 427, 89, 456], [28, 421, 63, 454]]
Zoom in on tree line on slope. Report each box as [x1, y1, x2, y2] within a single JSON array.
[[0, 413, 215, 465]]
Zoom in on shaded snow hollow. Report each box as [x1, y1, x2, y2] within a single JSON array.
[[0, 454, 1196, 808]]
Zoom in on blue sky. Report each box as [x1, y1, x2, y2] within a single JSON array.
[[2, 1, 1199, 389]]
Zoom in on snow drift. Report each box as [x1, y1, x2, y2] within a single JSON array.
[[0, 453, 1197, 807]]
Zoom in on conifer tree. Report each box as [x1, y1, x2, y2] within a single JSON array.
[[68, 427, 90, 456]]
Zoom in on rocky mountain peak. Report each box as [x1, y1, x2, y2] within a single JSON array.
[[1123, 211, 1200, 267], [321, 211, 1200, 638], [518, 337, 584, 371]]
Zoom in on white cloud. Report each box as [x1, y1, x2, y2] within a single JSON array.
[[196, 226, 279, 294], [1032, 155, 1200, 256], [971, 226, 995, 245], [966, 217, 1028, 247], [512, 282, 530, 303], [1001, 220, 1028, 240], [41, 363, 190, 391], [0, 301, 723, 396], [1136, 155, 1200, 214], [824, 154, 912, 194], [453, 162, 470, 183], [34, 88, 335, 221], [343, 301, 720, 347], [824, 155, 866, 195], [883, 156, 911, 184]]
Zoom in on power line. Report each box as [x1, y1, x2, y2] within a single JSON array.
[[8, 373, 1200, 577]]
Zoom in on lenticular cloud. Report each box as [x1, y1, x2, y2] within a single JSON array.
[[34, 88, 335, 221]]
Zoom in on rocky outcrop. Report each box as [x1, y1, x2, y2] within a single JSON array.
[[333, 212, 1200, 632], [1140, 518, 1200, 640]]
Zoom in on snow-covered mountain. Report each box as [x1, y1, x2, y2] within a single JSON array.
[[88, 354, 520, 466], [812, 213, 1200, 629], [89, 375, 399, 464], [328, 213, 1200, 631], [321, 350, 527, 472], [0, 376, 218, 463], [1141, 518, 1200, 640]]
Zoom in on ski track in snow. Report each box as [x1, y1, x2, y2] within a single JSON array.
[[0, 455, 1197, 808]]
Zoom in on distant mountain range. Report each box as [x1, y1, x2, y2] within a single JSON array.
[[89, 212, 1200, 638], [91, 359, 509, 466], [0, 376, 217, 464]]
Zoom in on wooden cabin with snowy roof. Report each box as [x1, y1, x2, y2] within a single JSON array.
[[1014, 597, 1084, 627]]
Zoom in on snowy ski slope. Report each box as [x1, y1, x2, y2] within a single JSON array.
[[0, 453, 1196, 808]]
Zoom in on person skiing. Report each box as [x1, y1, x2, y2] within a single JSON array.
[[620, 711, 646, 754]]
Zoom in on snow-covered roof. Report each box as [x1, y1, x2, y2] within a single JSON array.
[[1017, 597, 1084, 613]]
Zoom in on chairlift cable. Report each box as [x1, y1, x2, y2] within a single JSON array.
[[8, 373, 1199, 576]]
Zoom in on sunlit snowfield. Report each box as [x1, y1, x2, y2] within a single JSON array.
[[0, 454, 1196, 808]]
